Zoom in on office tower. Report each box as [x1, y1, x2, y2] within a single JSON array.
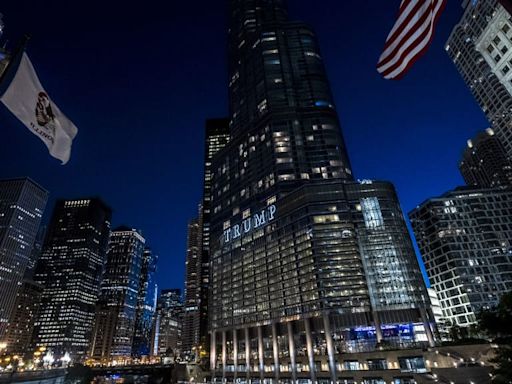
[[3, 279, 42, 355], [25, 225, 46, 278], [182, 214, 202, 354], [427, 288, 450, 342], [446, 0, 512, 157], [459, 128, 512, 187], [207, 1, 434, 381], [0, 178, 47, 338], [33, 198, 111, 359], [133, 247, 158, 359], [89, 227, 146, 363], [409, 187, 512, 328], [154, 289, 183, 357], [199, 119, 231, 351]]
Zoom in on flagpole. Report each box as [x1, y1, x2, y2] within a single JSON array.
[[0, 34, 30, 91]]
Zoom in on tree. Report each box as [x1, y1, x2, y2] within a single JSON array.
[[478, 291, 512, 383]]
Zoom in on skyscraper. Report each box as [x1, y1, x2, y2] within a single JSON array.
[[153, 289, 183, 357], [183, 119, 231, 356], [182, 214, 202, 355], [89, 227, 146, 363], [0, 178, 47, 339], [199, 119, 230, 352], [33, 198, 111, 359], [409, 187, 512, 327], [446, 0, 512, 157], [133, 247, 158, 359], [207, 1, 434, 382], [459, 128, 512, 187], [3, 279, 42, 356]]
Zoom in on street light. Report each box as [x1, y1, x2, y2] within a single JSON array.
[[61, 353, 71, 367], [42, 351, 54, 369]]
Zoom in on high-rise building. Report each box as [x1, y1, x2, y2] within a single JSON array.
[[89, 227, 146, 363], [427, 288, 450, 342], [133, 247, 158, 359], [446, 0, 512, 157], [183, 119, 231, 356], [0, 178, 47, 338], [207, 1, 434, 382], [459, 128, 512, 187], [182, 214, 202, 355], [409, 187, 512, 328], [153, 289, 183, 357], [198, 119, 230, 351], [3, 278, 42, 356], [33, 198, 111, 359]]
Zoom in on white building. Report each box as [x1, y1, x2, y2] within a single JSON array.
[[446, 0, 512, 157]]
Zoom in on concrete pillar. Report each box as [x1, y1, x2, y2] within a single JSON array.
[[222, 330, 227, 381], [420, 308, 436, 347], [287, 321, 297, 384], [245, 327, 250, 380], [304, 318, 316, 383], [233, 329, 238, 381], [257, 325, 265, 380], [323, 314, 337, 384], [373, 311, 384, 343], [210, 331, 216, 372], [272, 322, 280, 381]]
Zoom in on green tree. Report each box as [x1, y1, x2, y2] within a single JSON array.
[[478, 292, 512, 383]]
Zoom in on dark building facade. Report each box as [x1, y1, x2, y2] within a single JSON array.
[[89, 227, 146, 363], [207, 1, 434, 382], [182, 214, 203, 355], [133, 247, 158, 359], [409, 187, 512, 328], [459, 128, 512, 187], [0, 178, 48, 339], [33, 198, 111, 359], [199, 119, 231, 353], [153, 288, 183, 357], [3, 278, 42, 356]]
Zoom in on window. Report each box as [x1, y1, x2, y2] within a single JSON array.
[[360, 197, 384, 229], [398, 357, 426, 373]]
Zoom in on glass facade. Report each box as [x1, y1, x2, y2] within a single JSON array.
[[410, 187, 512, 327], [206, 1, 434, 381], [33, 198, 111, 359], [133, 247, 158, 358], [459, 128, 512, 188], [0, 178, 47, 339], [89, 227, 146, 362]]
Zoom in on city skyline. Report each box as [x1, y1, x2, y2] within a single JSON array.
[[0, 1, 490, 291]]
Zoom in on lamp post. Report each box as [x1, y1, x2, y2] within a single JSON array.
[[42, 351, 54, 369], [60, 352, 71, 367]]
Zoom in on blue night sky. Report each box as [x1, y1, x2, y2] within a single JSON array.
[[0, 1, 488, 291]]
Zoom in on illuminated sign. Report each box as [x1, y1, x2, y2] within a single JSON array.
[[223, 205, 276, 244]]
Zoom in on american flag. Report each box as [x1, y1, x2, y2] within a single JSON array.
[[377, 0, 446, 80]]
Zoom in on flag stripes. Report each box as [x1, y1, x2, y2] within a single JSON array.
[[377, 0, 446, 80]]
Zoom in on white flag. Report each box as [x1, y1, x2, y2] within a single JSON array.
[[1, 53, 78, 164]]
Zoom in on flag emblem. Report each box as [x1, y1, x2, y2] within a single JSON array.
[[377, 0, 446, 80], [35, 92, 56, 135], [0, 53, 78, 164]]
